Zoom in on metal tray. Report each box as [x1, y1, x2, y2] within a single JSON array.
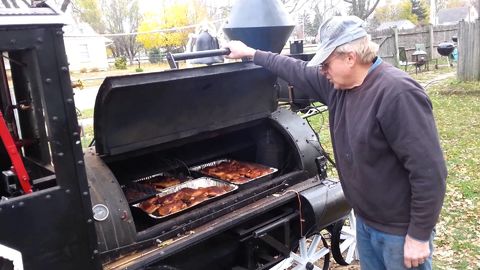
[[123, 172, 193, 204], [189, 159, 278, 186], [132, 177, 238, 219]]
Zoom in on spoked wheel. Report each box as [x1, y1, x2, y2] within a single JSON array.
[[330, 210, 358, 265], [270, 234, 330, 270]]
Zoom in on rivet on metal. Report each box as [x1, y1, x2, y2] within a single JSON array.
[[45, 78, 52, 84], [57, 152, 64, 157], [83, 191, 88, 196], [87, 219, 93, 223], [18, 202, 24, 207], [66, 98, 73, 103], [52, 116, 58, 121], [73, 132, 79, 136], [56, 30, 64, 36], [65, 189, 71, 194], [37, 37, 43, 43], [78, 160, 84, 165], [75, 140, 81, 145], [10, 39, 15, 44], [93, 250, 99, 255], [61, 66, 68, 72], [45, 194, 51, 199]]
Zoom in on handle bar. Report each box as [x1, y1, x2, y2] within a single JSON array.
[[166, 48, 231, 69]]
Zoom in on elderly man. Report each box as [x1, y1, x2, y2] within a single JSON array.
[[225, 16, 447, 270]]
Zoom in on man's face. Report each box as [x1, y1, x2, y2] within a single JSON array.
[[320, 52, 354, 89]]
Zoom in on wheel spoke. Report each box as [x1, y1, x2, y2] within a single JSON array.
[[290, 252, 308, 265], [307, 234, 322, 258], [345, 242, 357, 263], [310, 247, 330, 262], [339, 237, 355, 253], [270, 257, 294, 270], [298, 237, 307, 258], [341, 228, 355, 236]]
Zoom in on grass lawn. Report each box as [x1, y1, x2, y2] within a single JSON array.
[[307, 75, 480, 269]]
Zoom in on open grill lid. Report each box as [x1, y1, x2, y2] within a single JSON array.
[[93, 62, 277, 156]]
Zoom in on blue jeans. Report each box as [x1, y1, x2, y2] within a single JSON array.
[[356, 216, 434, 270]]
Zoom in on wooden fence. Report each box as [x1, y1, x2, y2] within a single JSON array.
[[369, 24, 458, 67], [457, 20, 480, 81]]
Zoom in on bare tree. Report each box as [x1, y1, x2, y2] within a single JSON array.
[[343, 0, 381, 19], [280, 0, 312, 14], [101, 0, 142, 63]]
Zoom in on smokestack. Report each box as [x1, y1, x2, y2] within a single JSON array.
[[223, 0, 295, 53]]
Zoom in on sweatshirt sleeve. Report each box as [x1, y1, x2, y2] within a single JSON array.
[[378, 89, 447, 241], [253, 50, 333, 105]]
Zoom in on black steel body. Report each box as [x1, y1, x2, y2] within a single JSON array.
[[0, 8, 99, 270]]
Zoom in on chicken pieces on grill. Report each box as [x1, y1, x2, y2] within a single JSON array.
[[200, 160, 273, 184], [139, 186, 232, 217]]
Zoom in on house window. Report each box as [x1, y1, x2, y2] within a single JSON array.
[[79, 44, 89, 62]]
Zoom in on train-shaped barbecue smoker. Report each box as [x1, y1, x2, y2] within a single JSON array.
[[0, 0, 356, 269]]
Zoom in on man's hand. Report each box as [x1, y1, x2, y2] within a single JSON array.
[[224, 41, 256, 59], [404, 234, 430, 268]]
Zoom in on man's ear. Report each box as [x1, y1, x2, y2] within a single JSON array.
[[346, 52, 357, 67]]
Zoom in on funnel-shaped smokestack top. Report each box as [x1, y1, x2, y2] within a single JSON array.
[[223, 0, 295, 53]]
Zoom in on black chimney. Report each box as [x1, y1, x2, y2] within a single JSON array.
[[223, 0, 295, 53]]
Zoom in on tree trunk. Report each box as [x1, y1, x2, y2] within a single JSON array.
[[61, 0, 71, 12]]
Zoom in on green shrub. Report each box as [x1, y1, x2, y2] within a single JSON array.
[[114, 56, 127, 70], [90, 67, 100, 72], [148, 48, 162, 64], [135, 68, 143, 72], [79, 68, 88, 73]]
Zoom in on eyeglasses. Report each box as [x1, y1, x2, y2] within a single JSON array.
[[319, 53, 341, 72]]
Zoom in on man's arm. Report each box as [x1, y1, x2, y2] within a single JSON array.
[[225, 41, 332, 105], [379, 89, 447, 268]]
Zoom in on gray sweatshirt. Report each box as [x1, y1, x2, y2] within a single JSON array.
[[254, 51, 447, 241]]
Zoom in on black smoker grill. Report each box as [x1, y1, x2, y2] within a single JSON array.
[[0, 1, 351, 269]]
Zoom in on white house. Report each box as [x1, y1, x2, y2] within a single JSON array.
[[376, 20, 416, 31], [63, 22, 111, 72], [437, 6, 479, 25]]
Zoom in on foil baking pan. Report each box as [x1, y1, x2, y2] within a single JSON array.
[[132, 177, 238, 219], [123, 172, 193, 204], [189, 159, 278, 186]]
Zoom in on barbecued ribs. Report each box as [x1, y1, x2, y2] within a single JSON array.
[[200, 160, 273, 184], [139, 186, 232, 217]]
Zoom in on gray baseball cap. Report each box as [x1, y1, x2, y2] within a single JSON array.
[[307, 16, 367, 67]]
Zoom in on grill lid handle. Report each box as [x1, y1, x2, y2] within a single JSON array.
[[166, 48, 231, 69]]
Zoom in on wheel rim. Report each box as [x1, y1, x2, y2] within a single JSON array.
[[270, 234, 330, 270], [331, 210, 358, 265]]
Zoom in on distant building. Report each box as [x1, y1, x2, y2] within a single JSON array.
[[376, 20, 416, 31], [63, 23, 111, 72], [437, 6, 479, 25]]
